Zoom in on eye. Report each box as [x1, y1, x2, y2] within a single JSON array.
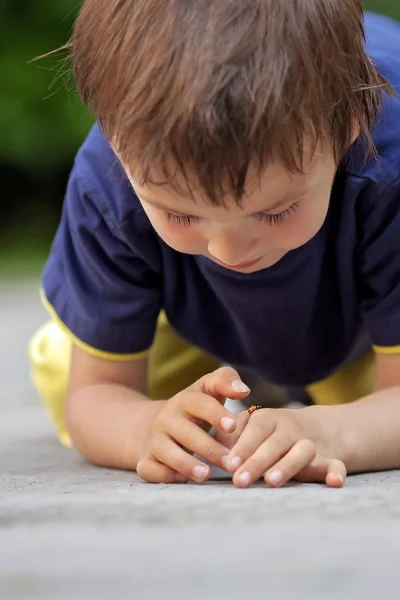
[[255, 201, 300, 226], [165, 212, 198, 227]]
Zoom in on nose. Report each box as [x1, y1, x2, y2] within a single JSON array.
[[207, 228, 258, 266]]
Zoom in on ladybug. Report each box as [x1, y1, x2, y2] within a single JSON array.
[[247, 405, 263, 415]]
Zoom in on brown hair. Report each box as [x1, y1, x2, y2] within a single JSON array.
[[70, 0, 393, 203]]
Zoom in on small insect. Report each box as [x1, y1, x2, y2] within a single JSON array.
[[247, 405, 263, 415]]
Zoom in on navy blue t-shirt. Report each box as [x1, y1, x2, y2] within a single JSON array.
[[42, 12, 400, 387]]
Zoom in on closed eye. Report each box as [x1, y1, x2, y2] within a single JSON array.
[[165, 201, 300, 228], [165, 212, 198, 227], [254, 201, 300, 225]]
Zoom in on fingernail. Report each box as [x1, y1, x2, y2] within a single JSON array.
[[231, 380, 250, 393], [237, 471, 251, 487], [220, 455, 229, 470], [221, 416, 236, 432], [268, 470, 284, 485], [337, 474, 344, 486], [175, 474, 189, 483], [192, 465, 209, 482], [229, 456, 243, 470]]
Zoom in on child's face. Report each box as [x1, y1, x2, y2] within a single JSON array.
[[126, 152, 337, 273]]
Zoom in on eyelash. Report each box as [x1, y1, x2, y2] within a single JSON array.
[[166, 201, 300, 228], [166, 213, 196, 227], [254, 201, 300, 225]]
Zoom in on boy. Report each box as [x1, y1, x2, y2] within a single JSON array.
[[30, 1, 400, 489]]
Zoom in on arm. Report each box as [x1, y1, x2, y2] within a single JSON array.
[[340, 178, 400, 473], [319, 352, 400, 474], [325, 179, 400, 474], [67, 344, 166, 470], [67, 345, 250, 479], [219, 352, 400, 488]]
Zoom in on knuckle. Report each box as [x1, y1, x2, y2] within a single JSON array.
[[149, 434, 167, 459], [154, 404, 179, 431], [173, 390, 196, 412], [218, 366, 239, 380], [152, 408, 170, 431], [201, 404, 221, 425], [298, 438, 317, 456], [202, 442, 220, 462], [250, 418, 268, 437], [188, 396, 220, 424]]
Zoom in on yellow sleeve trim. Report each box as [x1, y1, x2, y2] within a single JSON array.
[[373, 344, 400, 355], [40, 288, 150, 362]]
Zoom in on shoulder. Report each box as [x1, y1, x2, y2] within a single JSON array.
[[343, 13, 400, 188], [71, 123, 146, 229], [60, 124, 161, 269], [364, 12, 400, 68]]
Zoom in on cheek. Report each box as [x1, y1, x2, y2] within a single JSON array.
[[144, 212, 205, 253], [267, 200, 329, 250], [161, 227, 204, 253], [293, 200, 329, 246]]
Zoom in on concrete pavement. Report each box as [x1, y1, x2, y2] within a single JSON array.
[[1, 279, 400, 599]]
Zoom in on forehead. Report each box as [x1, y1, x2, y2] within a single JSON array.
[[127, 157, 326, 214]]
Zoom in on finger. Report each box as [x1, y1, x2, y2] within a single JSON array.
[[325, 460, 347, 488], [137, 457, 189, 484], [296, 457, 347, 488], [178, 392, 238, 433], [226, 409, 274, 472], [189, 367, 251, 403], [214, 412, 249, 449], [263, 439, 317, 488], [168, 417, 230, 469], [150, 433, 211, 483], [232, 429, 294, 488]]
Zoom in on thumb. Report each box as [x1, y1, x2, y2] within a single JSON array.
[[190, 367, 251, 404]]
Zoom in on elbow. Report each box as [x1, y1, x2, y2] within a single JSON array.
[[65, 391, 99, 465]]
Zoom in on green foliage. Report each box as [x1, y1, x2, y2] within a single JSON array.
[[365, 1, 400, 21], [0, 0, 92, 175]]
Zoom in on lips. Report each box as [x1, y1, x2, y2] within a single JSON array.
[[221, 257, 261, 270]]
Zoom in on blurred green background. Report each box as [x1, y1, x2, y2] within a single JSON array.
[[0, 1, 399, 276]]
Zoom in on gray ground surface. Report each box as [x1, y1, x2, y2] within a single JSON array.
[[1, 279, 400, 599]]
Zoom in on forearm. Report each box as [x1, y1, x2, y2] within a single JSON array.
[[67, 384, 166, 470], [309, 387, 400, 473]]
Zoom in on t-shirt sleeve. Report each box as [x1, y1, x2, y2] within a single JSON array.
[[359, 176, 400, 353], [41, 161, 163, 359]]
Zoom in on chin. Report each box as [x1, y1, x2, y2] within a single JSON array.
[[255, 251, 288, 271]]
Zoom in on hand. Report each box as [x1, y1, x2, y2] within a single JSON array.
[[223, 407, 347, 488], [136, 367, 251, 484]]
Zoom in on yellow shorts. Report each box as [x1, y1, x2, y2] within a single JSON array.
[[28, 313, 375, 448], [28, 312, 219, 447]]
